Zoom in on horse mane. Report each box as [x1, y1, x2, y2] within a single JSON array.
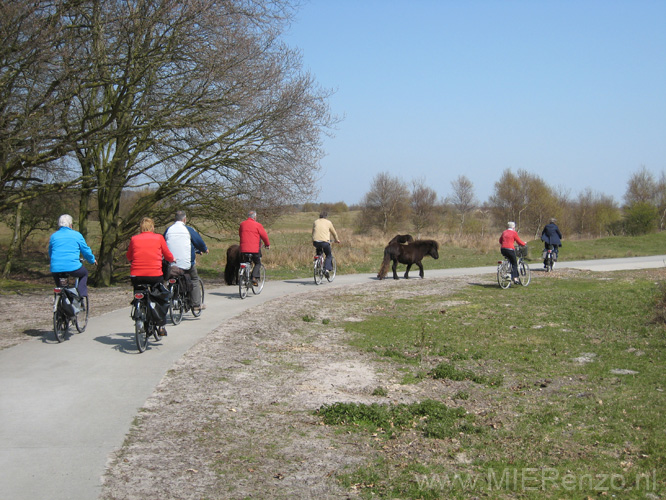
[[410, 239, 439, 250]]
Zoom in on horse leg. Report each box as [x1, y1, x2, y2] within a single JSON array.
[[404, 263, 413, 279], [392, 259, 399, 280], [417, 261, 424, 278]]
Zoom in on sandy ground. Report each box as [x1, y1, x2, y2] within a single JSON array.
[[94, 277, 475, 499]]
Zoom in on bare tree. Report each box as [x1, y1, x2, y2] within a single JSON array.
[[0, 1, 84, 213], [448, 175, 477, 235], [656, 172, 666, 230], [489, 169, 557, 238], [622, 167, 659, 235], [410, 178, 438, 237], [47, 0, 335, 284], [360, 172, 410, 233], [624, 166, 658, 206]]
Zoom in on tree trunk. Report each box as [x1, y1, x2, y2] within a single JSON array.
[[2, 202, 23, 278], [94, 177, 123, 286]]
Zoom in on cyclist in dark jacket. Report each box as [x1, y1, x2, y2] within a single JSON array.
[[541, 218, 563, 268]]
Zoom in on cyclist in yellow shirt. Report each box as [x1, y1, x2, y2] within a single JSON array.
[[312, 211, 341, 278]]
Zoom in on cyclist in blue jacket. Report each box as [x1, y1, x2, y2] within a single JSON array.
[[48, 214, 96, 298]]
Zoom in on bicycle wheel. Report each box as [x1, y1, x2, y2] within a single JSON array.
[[327, 256, 337, 282], [169, 282, 183, 325], [192, 279, 204, 317], [134, 302, 148, 353], [252, 264, 266, 294], [239, 268, 248, 299], [75, 296, 89, 333], [497, 262, 511, 289], [151, 322, 161, 342], [518, 260, 531, 286], [53, 296, 68, 342], [314, 257, 323, 285]]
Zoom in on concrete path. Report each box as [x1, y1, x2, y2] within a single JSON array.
[[1, 255, 664, 500]]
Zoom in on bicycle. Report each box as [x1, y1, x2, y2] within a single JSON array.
[[497, 245, 531, 289], [130, 283, 166, 353], [238, 256, 266, 299], [52, 275, 89, 342], [167, 273, 205, 324], [543, 245, 557, 272], [313, 247, 336, 285]]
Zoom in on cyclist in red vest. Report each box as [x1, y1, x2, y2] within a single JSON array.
[[499, 221, 526, 285], [239, 210, 270, 285]]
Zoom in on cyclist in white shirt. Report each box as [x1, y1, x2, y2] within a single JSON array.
[[164, 211, 208, 312]]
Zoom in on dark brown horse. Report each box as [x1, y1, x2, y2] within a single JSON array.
[[224, 244, 240, 285], [377, 239, 439, 280]]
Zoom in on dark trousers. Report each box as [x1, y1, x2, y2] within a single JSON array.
[[52, 265, 89, 297], [130, 275, 164, 287], [501, 247, 519, 280], [544, 243, 559, 262], [241, 252, 262, 279], [313, 241, 333, 271]]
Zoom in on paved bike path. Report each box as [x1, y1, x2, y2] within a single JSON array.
[[1, 255, 664, 500]]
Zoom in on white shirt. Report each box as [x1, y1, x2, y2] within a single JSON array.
[[165, 221, 191, 270]]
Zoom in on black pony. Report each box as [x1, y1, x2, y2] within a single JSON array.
[[224, 244, 241, 285], [377, 239, 439, 280]]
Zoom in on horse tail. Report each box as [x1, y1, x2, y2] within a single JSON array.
[[224, 244, 240, 285], [377, 246, 391, 279]]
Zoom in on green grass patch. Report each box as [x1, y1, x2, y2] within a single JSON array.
[[431, 361, 503, 386], [317, 399, 471, 439]]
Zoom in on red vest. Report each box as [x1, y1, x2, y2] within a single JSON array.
[[239, 218, 269, 253]]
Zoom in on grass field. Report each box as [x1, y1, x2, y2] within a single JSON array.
[[314, 268, 666, 498]]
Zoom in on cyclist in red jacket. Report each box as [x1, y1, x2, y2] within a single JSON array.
[[239, 210, 270, 285], [499, 221, 526, 285], [126, 217, 175, 335]]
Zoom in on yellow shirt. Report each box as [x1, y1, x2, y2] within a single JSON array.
[[312, 218, 338, 242]]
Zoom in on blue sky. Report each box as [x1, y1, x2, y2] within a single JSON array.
[[284, 0, 666, 206]]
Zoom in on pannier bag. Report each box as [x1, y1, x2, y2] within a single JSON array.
[[147, 283, 171, 326], [61, 287, 82, 316]]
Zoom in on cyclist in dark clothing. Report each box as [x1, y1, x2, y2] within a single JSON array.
[[541, 218, 563, 268]]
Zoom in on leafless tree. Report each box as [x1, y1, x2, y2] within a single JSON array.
[[359, 172, 410, 233], [489, 169, 558, 238], [624, 166, 658, 207], [448, 175, 477, 235], [571, 188, 620, 237], [45, 0, 336, 284], [410, 178, 438, 237], [0, 1, 84, 213]]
